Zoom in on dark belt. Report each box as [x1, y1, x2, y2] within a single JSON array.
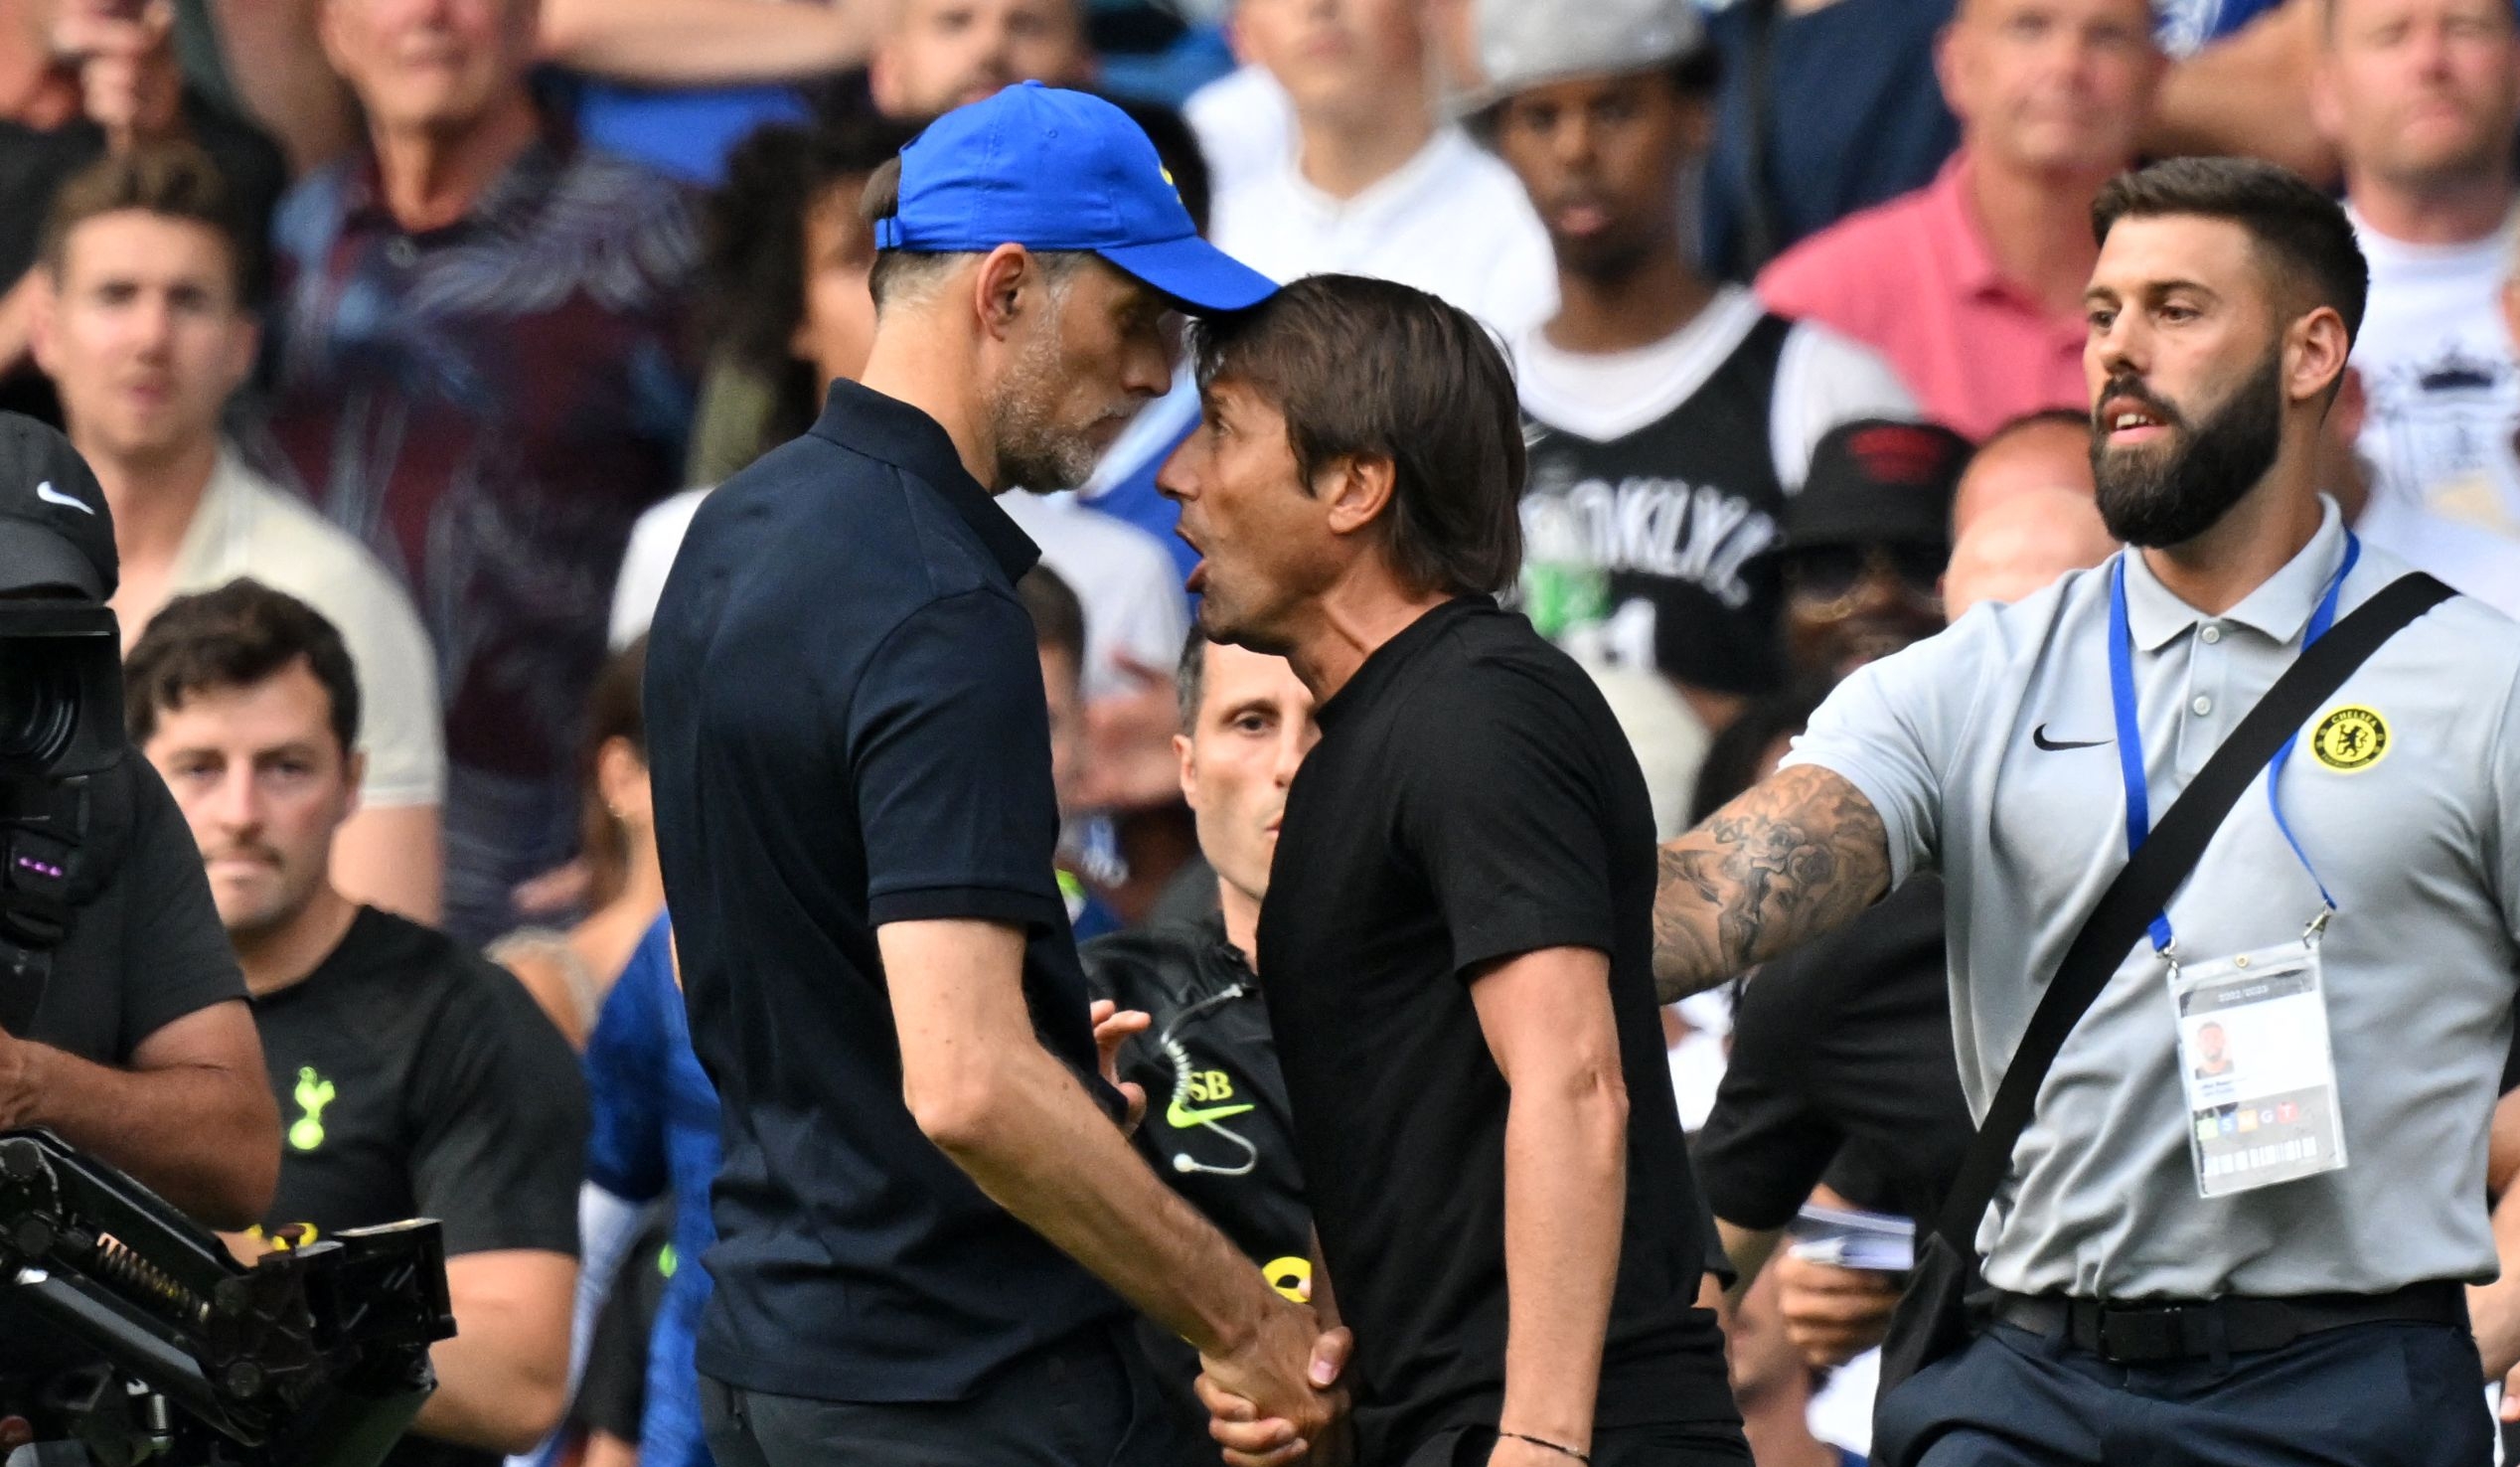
[[1990, 1281, 2465, 1365]]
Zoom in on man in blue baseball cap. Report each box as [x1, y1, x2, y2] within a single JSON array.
[[644, 83, 1347, 1467]]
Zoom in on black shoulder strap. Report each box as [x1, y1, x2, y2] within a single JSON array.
[[1932, 570, 2455, 1249]]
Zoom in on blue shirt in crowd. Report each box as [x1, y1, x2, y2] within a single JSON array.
[[584, 913, 720, 1467]]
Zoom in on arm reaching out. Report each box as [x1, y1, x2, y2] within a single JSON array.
[[1653, 764, 1892, 1002]]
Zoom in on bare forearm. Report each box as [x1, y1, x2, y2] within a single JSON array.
[[2473, 1187, 2520, 1379], [923, 1045, 1276, 1357], [6, 1044, 277, 1226], [539, 0, 866, 85], [205, 0, 359, 176], [1498, 1075, 1628, 1450], [1652, 763, 1891, 1002], [415, 1315, 569, 1450]]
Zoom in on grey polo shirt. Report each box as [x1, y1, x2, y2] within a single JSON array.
[[1787, 498, 2520, 1299]]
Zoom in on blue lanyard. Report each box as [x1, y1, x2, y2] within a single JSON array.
[[2106, 533, 2359, 955]]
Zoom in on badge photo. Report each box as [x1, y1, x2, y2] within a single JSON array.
[[2310, 705, 2388, 773]]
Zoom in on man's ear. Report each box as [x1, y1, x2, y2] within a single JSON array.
[[1175, 733, 1199, 810], [1320, 453, 1398, 540], [2286, 306, 2352, 408], [972, 244, 1036, 343]]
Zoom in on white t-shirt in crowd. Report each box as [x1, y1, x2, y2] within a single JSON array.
[[1511, 284, 1922, 491], [609, 485, 709, 649], [995, 490, 1189, 702], [610, 484, 1188, 705], [2357, 466, 2520, 620], [1183, 65, 1294, 207], [1211, 124, 1558, 336], [2347, 203, 2520, 532], [149, 446, 445, 807]]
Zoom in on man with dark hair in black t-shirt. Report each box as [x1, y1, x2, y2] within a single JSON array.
[[128, 579, 587, 1467], [1161, 271, 1744, 1467]]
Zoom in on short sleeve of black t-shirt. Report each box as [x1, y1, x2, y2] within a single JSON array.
[[256, 908, 586, 1259], [850, 587, 1069, 932], [19, 752, 244, 1066], [1693, 878, 1969, 1228], [1398, 663, 1621, 978]]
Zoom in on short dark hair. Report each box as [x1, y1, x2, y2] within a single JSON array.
[[1176, 628, 1210, 731], [2092, 157, 2369, 346], [707, 115, 919, 446], [1189, 273, 1525, 598], [126, 579, 362, 755], [41, 142, 256, 304], [1019, 564, 1087, 674]]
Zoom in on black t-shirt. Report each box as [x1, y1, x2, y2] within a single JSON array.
[[11, 751, 244, 1064], [1693, 879, 1971, 1229], [1517, 313, 1794, 697], [1082, 919, 1311, 1282], [646, 380, 1126, 1403], [1258, 597, 1735, 1464], [250, 907, 586, 1467], [0, 752, 245, 1378]]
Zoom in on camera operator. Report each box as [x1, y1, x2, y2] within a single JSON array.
[[0, 409, 278, 1232]]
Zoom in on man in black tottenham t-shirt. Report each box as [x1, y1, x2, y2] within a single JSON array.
[[1160, 273, 1744, 1467], [128, 580, 586, 1467]]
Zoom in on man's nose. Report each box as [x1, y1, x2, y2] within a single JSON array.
[[1156, 437, 1197, 503], [213, 766, 262, 832]]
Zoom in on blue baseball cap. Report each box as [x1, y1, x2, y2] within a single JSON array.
[[875, 82, 1278, 314]]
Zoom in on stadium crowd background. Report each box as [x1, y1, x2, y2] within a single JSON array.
[[19, 0, 2520, 1462]]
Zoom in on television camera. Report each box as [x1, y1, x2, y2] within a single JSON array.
[[0, 596, 455, 1467]]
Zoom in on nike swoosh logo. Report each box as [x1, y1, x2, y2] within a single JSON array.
[[2032, 724, 2110, 751], [1166, 1097, 1255, 1130], [33, 481, 92, 515]]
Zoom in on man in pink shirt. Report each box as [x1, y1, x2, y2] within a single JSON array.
[[1756, 0, 2165, 439]]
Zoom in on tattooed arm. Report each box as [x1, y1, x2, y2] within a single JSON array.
[[1653, 764, 1894, 1002]]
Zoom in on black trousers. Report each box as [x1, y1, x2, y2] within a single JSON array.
[[700, 1322, 1205, 1467], [1398, 1421, 1752, 1467], [1873, 1319, 2493, 1467]]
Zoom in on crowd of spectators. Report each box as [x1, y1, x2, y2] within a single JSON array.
[[15, 0, 2520, 1460]]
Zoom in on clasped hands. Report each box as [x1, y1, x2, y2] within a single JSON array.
[[1194, 1299, 1353, 1467], [1086, 1000, 1353, 1464]]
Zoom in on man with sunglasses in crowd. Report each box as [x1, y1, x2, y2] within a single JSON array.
[[1775, 418, 1972, 687]]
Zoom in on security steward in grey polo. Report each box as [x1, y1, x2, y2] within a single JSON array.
[[644, 83, 1343, 1467], [1654, 156, 2520, 1464]]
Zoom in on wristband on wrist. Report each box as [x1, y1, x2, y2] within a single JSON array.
[[1498, 1430, 1590, 1464]]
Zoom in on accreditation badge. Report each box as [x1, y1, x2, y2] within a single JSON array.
[[2167, 929, 2348, 1199]]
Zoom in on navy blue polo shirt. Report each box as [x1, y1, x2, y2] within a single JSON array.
[[644, 378, 1128, 1402]]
